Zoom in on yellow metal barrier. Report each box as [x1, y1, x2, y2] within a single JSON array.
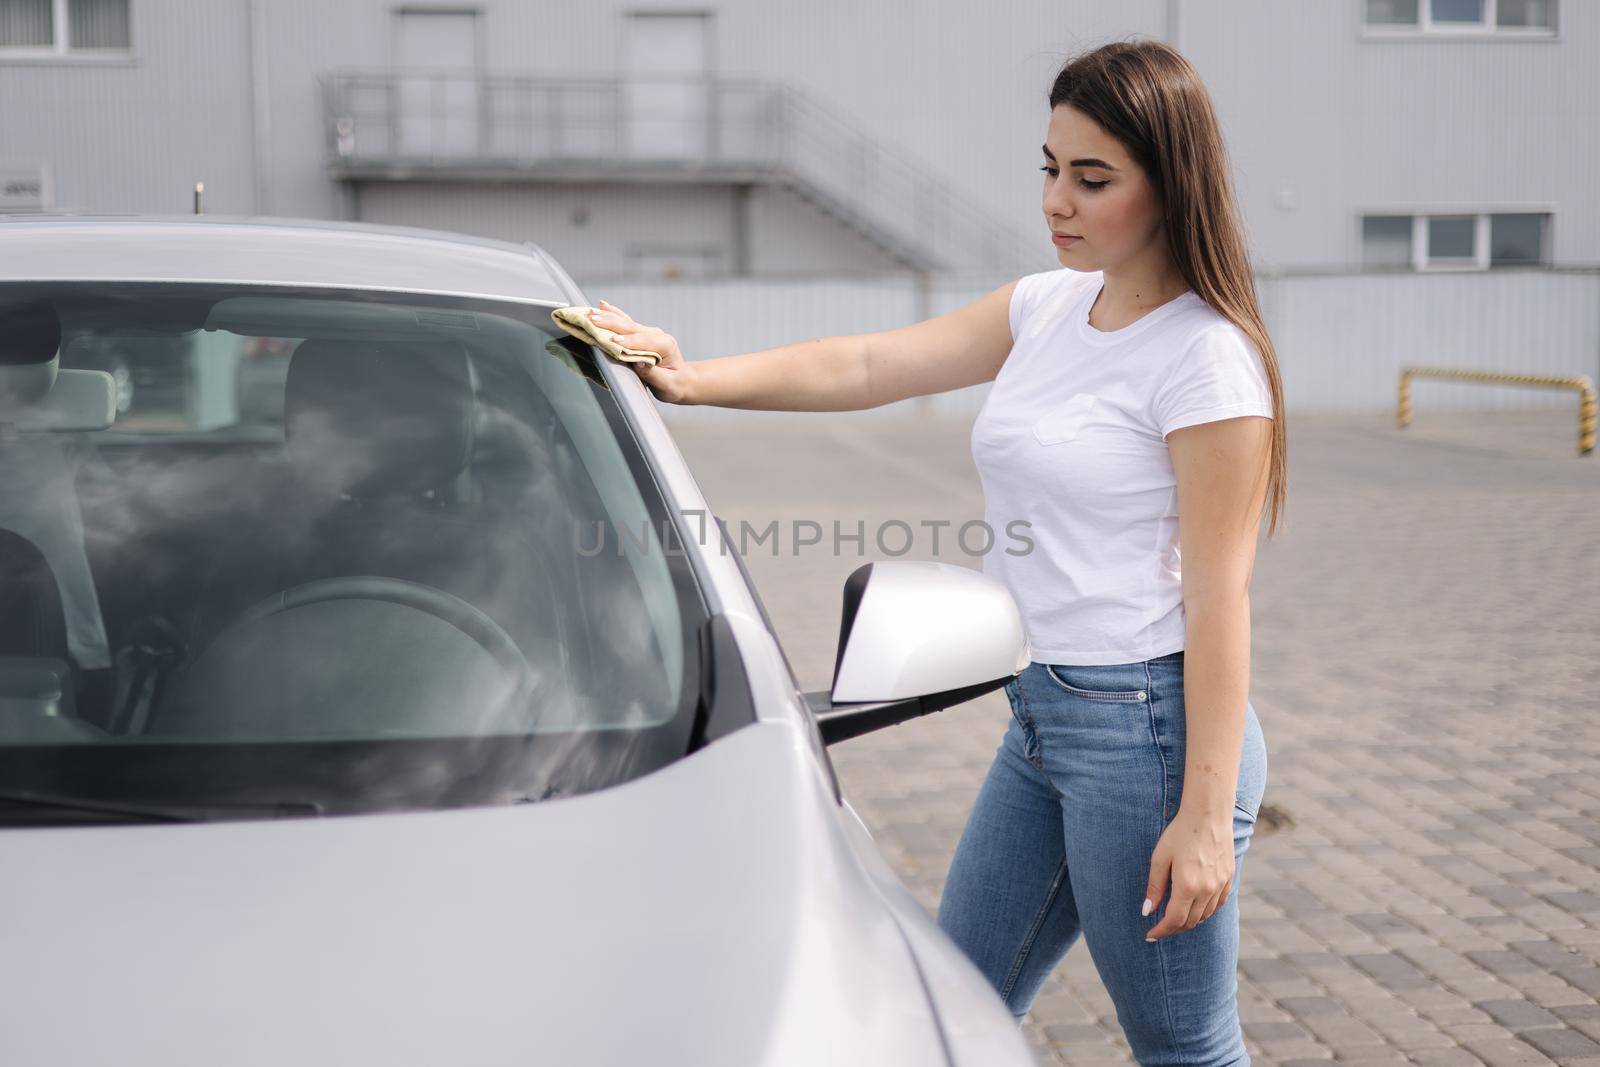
[[1398, 366, 1596, 457]]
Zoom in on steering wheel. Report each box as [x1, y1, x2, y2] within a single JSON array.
[[236, 575, 528, 668], [226, 575, 535, 683], [154, 576, 541, 738]]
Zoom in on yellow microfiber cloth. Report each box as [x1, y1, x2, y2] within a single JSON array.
[[550, 306, 661, 367]]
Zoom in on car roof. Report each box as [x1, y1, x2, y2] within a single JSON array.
[[0, 214, 577, 304]]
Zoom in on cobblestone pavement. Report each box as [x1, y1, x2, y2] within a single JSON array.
[[670, 406, 1600, 1067]]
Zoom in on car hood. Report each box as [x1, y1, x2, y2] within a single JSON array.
[[0, 722, 952, 1066]]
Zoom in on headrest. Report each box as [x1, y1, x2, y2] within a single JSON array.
[[0, 301, 63, 411], [285, 338, 474, 498], [0, 301, 61, 368], [0, 301, 116, 429]]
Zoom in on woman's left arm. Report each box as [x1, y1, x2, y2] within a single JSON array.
[[1142, 413, 1274, 943]]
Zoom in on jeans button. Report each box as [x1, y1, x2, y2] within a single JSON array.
[[1137, 690, 1148, 700]]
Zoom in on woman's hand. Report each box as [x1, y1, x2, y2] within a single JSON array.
[[1141, 804, 1236, 941], [588, 299, 696, 405]]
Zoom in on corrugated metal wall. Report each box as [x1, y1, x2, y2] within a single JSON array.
[[1262, 268, 1600, 413], [1181, 0, 1600, 271], [0, 0, 257, 214], [5, 0, 1591, 417], [258, 0, 1165, 252], [355, 182, 906, 278], [588, 272, 989, 425], [584, 269, 1600, 422], [262, 0, 1600, 271], [5, 1, 1595, 271]]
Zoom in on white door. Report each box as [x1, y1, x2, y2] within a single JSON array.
[[394, 10, 481, 158], [624, 14, 711, 160]]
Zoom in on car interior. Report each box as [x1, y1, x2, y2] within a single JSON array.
[[0, 286, 696, 756]]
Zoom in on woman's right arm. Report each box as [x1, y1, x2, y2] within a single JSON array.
[[588, 280, 1018, 412]]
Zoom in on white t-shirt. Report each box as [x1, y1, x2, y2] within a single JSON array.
[[971, 267, 1275, 666]]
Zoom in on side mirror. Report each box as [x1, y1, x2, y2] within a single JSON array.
[[804, 561, 1029, 745]]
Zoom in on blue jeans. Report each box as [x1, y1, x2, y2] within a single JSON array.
[[936, 652, 1268, 1066]]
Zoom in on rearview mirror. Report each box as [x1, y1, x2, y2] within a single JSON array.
[[0, 367, 117, 432], [804, 561, 1029, 745]]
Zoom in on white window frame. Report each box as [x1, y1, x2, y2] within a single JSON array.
[[1361, 0, 1559, 39], [0, 0, 132, 56], [1359, 207, 1554, 271], [1415, 214, 1488, 271]]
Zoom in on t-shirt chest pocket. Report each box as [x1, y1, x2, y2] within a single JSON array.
[[1032, 392, 1101, 446]]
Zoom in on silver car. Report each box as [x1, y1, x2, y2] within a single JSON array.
[[0, 215, 1034, 1066]]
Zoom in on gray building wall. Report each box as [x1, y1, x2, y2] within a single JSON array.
[[2, 0, 1595, 274], [354, 183, 906, 278], [0, 0, 258, 215], [1180, 0, 1596, 270], [597, 267, 1600, 419]]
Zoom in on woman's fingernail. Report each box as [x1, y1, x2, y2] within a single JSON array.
[[1141, 898, 1153, 916], [1145, 937, 1157, 943]]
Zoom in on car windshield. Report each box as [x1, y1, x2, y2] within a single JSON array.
[[0, 282, 706, 822]]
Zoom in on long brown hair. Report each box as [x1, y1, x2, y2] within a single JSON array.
[[1050, 39, 1288, 539]]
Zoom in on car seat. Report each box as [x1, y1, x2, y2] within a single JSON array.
[[154, 336, 567, 739], [0, 299, 116, 739]]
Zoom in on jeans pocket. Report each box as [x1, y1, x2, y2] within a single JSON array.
[[1043, 663, 1148, 703], [1003, 676, 1047, 771], [1003, 677, 1023, 722]]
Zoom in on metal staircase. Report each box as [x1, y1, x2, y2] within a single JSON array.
[[321, 71, 1047, 274]]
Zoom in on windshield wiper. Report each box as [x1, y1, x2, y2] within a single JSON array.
[[0, 791, 200, 824], [0, 791, 324, 825]]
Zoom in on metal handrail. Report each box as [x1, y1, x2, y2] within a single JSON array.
[[319, 70, 1043, 273], [1397, 366, 1597, 456]]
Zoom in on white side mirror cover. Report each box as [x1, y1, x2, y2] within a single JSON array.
[[831, 561, 1029, 704]]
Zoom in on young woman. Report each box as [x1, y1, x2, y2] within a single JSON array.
[[589, 37, 1285, 1066]]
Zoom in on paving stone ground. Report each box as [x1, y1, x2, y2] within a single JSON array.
[[669, 406, 1600, 1067]]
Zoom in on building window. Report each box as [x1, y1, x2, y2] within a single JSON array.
[[1365, 0, 1420, 23], [1488, 212, 1548, 264], [1361, 211, 1551, 270], [1361, 215, 1413, 267], [1362, 0, 1556, 33], [1426, 215, 1478, 265], [0, 0, 130, 53]]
